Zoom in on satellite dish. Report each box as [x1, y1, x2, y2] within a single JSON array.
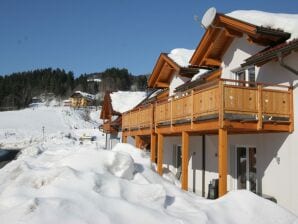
[[201, 7, 217, 29]]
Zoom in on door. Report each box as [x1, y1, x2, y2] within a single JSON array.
[[236, 146, 257, 193], [173, 145, 182, 180]]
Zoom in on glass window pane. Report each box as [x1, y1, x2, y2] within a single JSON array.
[[237, 147, 247, 189]]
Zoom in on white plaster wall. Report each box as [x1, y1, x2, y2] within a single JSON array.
[[186, 133, 298, 214], [169, 72, 190, 96], [221, 37, 264, 79]]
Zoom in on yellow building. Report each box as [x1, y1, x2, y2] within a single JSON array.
[[70, 91, 95, 108]]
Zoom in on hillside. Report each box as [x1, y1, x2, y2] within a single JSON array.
[[0, 67, 148, 110]]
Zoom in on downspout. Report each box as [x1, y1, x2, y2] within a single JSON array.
[[202, 135, 206, 197], [278, 52, 298, 76]]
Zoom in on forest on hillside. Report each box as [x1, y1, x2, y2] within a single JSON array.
[[0, 67, 148, 110]]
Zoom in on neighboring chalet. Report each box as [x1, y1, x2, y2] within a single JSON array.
[[70, 91, 95, 108], [121, 9, 298, 215], [100, 91, 147, 149]]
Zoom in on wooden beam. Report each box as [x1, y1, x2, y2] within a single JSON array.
[[181, 131, 189, 191], [257, 84, 263, 130], [289, 87, 294, 132], [203, 58, 222, 67], [218, 128, 228, 197], [157, 134, 164, 175], [156, 120, 219, 135], [156, 81, 169, 88], [219, 80, 224, 128], [224, 27, 243, 38], [150, 133, 157, 163]]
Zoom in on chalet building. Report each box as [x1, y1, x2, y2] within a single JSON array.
[[70, 91, 95, 108], [100, 91, 147, 149], [121, 9, 298, 214]]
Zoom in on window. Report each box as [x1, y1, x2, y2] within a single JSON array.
[[234, 66, 256, 87]]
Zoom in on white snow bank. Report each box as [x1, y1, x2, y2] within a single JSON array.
[[168, 48, 195, 67], [227, 10, 298, 40], [110, 91, 147, 113], [0, 141, 297, 223]]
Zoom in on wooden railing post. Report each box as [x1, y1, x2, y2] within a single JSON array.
[[289, 87, 294, 132], [138, 108, 141, 130], [219, 80, 224, 128], [218, 127, 228, 197], [157, 133, 164, 175], [191, 90, 194, 129], [257, 84, 263, 130], [129, 111, 132, 132], [181, 131, 189, 191], [154, 102, 157, 133], [170, 97, 173, 129]]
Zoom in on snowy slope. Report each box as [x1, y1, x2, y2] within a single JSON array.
[[0, 106, 102, 149]]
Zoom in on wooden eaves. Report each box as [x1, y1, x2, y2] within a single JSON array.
[[148, 53, 199, 88]]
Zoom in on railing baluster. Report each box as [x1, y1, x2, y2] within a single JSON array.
[[257, 84, 263, 130]]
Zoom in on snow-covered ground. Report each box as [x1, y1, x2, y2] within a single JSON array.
[[0, 106, 297, 223]]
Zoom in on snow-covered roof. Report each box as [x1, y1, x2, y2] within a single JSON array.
[[191, 69, 210, 81], [227, 10, 298, 41], [110, 91, 147, 113], [73, 91, 95, 100], [168, 48, 195, 67]]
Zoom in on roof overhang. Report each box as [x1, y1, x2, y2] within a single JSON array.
[[148, 53, 199, 88], [190, 13, 290, 68], [242, 39, 298, 67]]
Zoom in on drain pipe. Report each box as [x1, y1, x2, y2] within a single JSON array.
[[278, 53, 298, 76], [202, 135, 206, 197]]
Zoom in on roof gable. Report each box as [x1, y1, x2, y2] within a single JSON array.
[[189, 13, 290, 68]]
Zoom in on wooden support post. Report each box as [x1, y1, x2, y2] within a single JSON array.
[[122, 134, 127, 143], [219, 80, 224, 128], [135, 135, 141, 148], [218, 128, 228, 197], [157, 133, 164, 175], [257, 84, 263, 130], [181, 131, 189, 191], [150, 133, 157, 163]]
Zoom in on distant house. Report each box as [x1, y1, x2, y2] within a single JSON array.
[[70, 91, 95, 108], [63, 99, 71, 107]]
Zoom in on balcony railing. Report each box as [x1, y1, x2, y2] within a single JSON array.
[[122, 79, 293, 132]]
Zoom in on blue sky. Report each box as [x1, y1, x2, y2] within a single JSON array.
[[0, 0, 297, 76]]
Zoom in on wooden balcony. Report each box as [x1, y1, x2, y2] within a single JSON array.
[[122, 79, 293, 135]]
